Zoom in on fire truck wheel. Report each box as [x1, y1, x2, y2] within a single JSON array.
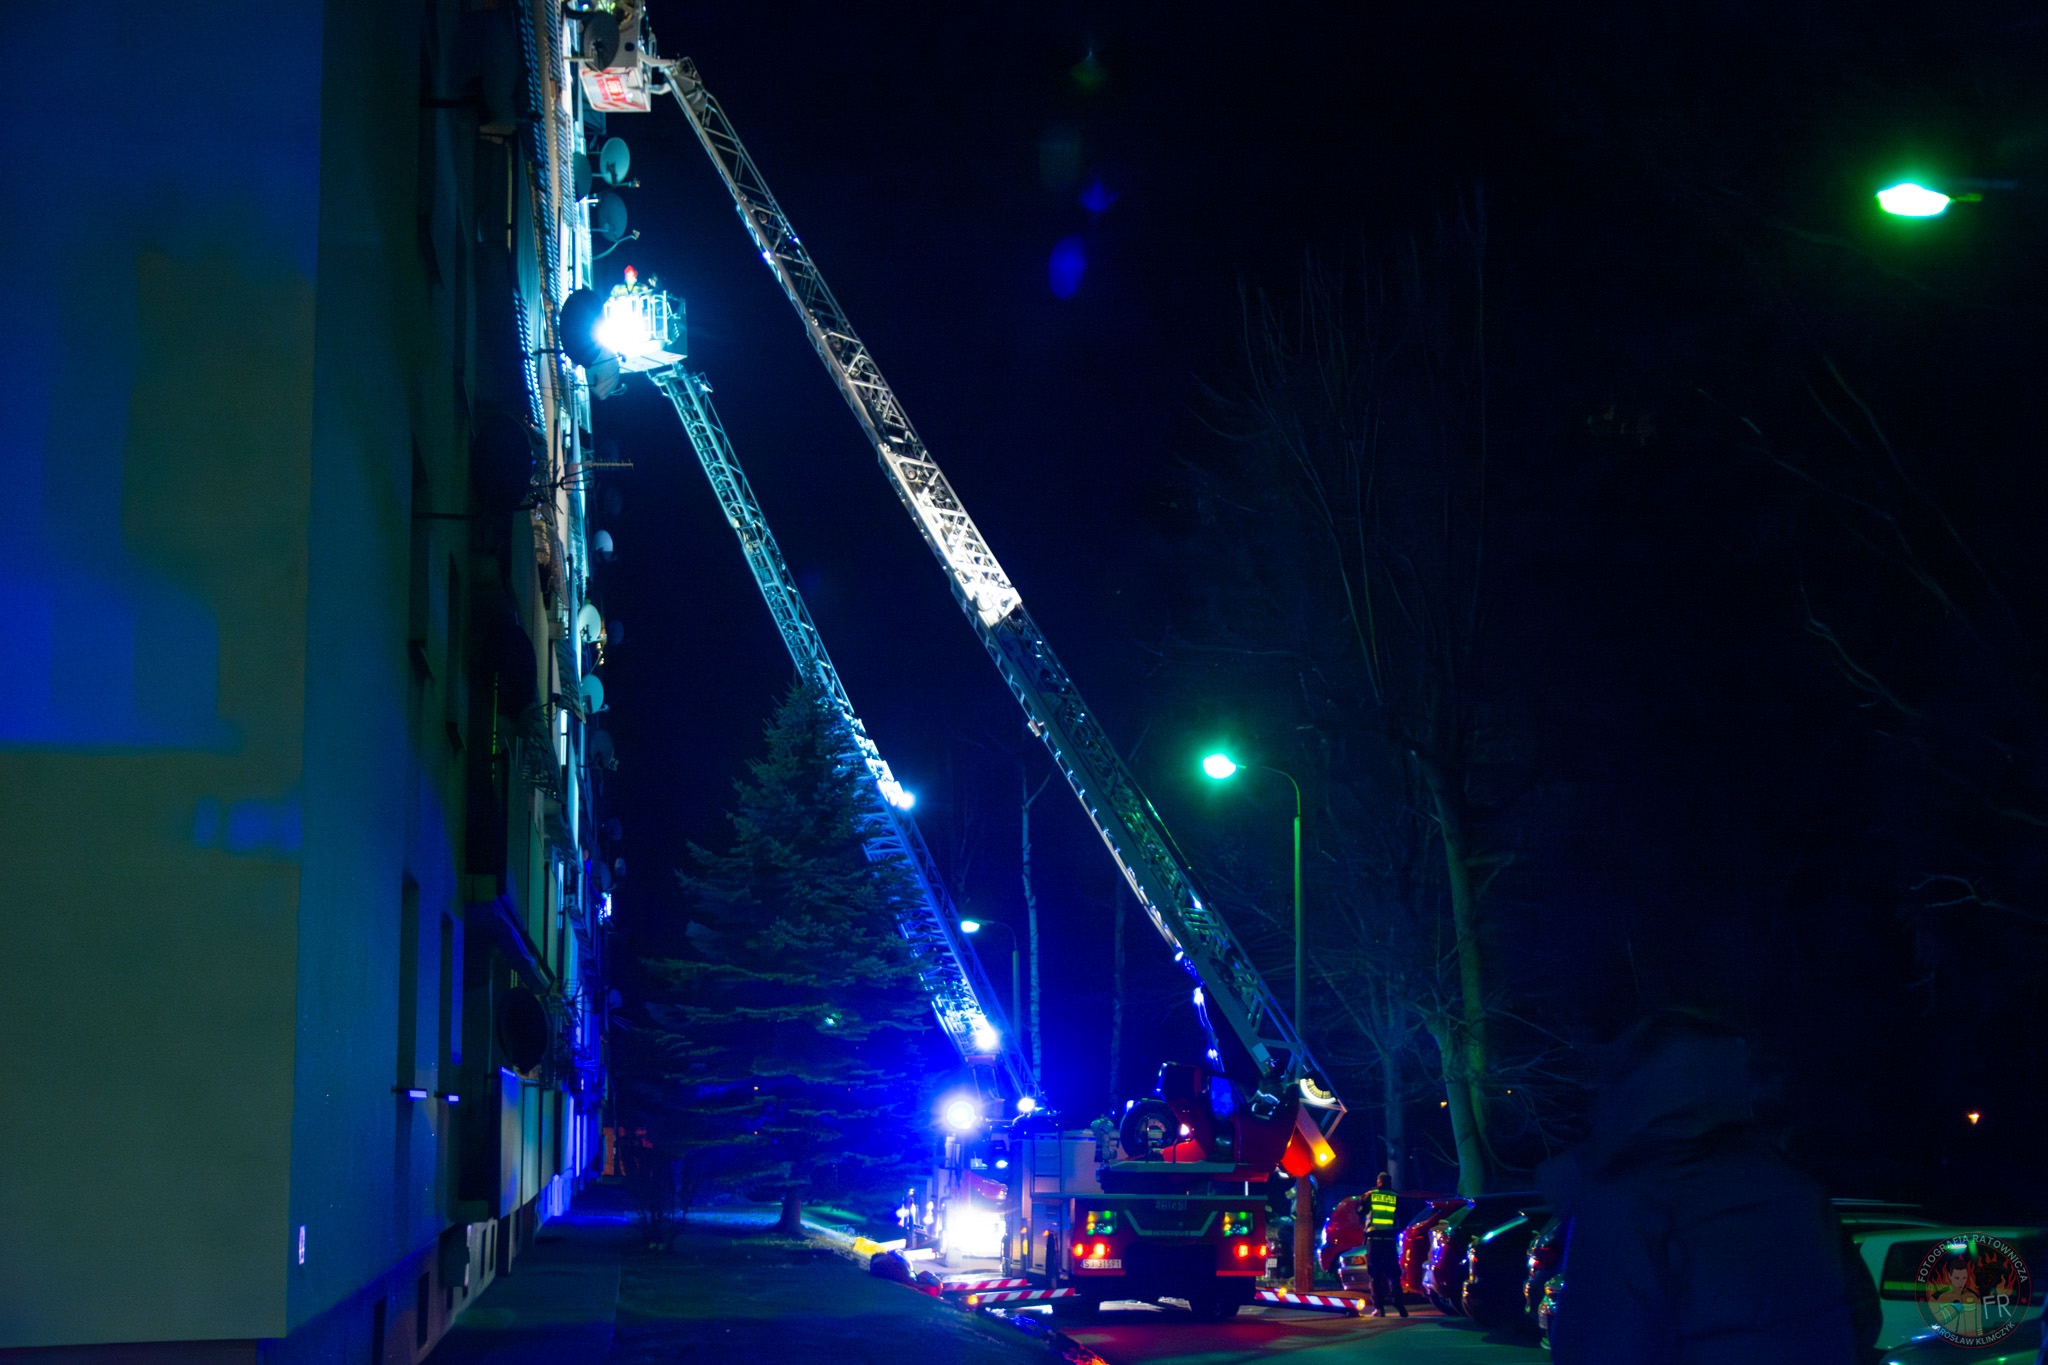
[[1051, 1295, 1100, 1321], [1187, 1288, 1239, 1321]]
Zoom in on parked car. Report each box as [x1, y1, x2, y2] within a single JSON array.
[[1881, 1324, 2046, 1364], [1401, 1199, 1467, 1297], [1851, 1224, 2044, 1350], [1462, 1212, 1548, 1329], [1332, 1192, 1454, 1297], [1523, 1216, 1568, 1329], [1531, 1199, 2039, 1355], [1536, 1272, 1562, 1348], [1318, 1191, 1367, 1273], [1423, 1193, 1544, 1314]]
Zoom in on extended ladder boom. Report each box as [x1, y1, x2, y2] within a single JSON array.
[[656, 59, 1340, 1114], [652, 365, 1035, 1103]]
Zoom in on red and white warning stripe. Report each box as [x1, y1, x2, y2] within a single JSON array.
[[964, 1287, 1078, 1305], [1255, 1289, 1361, 1315], [942, 1277, 1031, 1293]]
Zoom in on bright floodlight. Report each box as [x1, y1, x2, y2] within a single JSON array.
[[1202, 752, 1239, 780], [971, 1023, 1000, 1052], [960, 919, 982, 934], [596, 295, 660, 357], [1877, 182, 1951, 217], [1017, 1095, 1038, 1115], [944, 1099, 979, 1131]]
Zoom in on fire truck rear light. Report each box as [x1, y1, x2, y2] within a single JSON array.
[[1235, 1243, 1250, 1258], [1256, 1244, 1267, 1257], [1092, 1242, 1107, 1258], [1073, 1243, 1086, 1258]]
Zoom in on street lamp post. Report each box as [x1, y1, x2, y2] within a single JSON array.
[[1202, 751, 1313, 1292], [959, 918, 1023, 1069]]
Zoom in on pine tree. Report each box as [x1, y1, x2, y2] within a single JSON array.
[[643, 682, 936, 1232]]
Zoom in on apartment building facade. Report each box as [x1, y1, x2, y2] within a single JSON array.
[[0, 1, 624, 1358]]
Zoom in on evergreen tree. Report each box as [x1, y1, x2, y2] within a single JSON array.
[[643, 682, 936, 1232]]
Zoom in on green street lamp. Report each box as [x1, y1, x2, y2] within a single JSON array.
[[1876, 177, 2018, 217], [1203, 750, 1314, 1292], [1877, 182, 1954, 217]]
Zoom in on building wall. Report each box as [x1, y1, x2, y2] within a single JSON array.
[[0, 2, 323, 1345], [0, 0, 608, 1355]]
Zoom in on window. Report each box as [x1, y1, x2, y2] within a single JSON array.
[[398, 878, 420, 1089], [444, 557, 463, 752], [438, 913, 458, 1078]]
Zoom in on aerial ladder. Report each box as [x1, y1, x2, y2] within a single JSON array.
[[572, 3, 1344, 1313], [662, 367, 1035, 1104], [579, 300, 1036, 1248]]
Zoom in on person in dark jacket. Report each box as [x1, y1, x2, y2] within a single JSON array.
[[1539, 1010, 1875, 1365]]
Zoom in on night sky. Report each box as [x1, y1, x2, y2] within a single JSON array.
[[589, 1, 2047, 1211]]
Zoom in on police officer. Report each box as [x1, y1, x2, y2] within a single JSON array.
[[1365, 1171, 1406, 1317]]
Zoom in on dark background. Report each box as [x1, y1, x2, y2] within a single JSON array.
[[588, 0, 2047, 1215]]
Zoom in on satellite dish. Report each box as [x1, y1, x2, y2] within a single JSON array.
[[592, 529, 615, 560], [613, 857, 627, 881], [579, 12, 621, 68], [586, 354, 623, 401], [579, 674, 606, 714], [603, 617, 623, 647], [576, 602, 605, 644], [602, 486, 624, 517], [592, 192, 628, 243], [495, 988, 551, 1073], [597, 137, 632, 186], [607, 989, 624, 1009], [603, 817, 623, 841], [556, 288, 609, 368], [571, 152, 592, 201], [590, 730, 616, 766]]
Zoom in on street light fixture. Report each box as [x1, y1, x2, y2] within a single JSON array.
[[1877, 181, 1953, 217], [1875, 177, 2016, 218], [1202, 749, 1314, 1292]]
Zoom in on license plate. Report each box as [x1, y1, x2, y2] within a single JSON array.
[[1081, 1258, 1122, 1270]]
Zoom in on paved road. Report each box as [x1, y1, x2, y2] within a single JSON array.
[[425, 1184, 1550, 1364], [1051, 1300, 1552, 1364], [427, 1192, 1048, 1365]]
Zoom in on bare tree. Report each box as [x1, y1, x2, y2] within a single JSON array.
[[1177, 201, 1512, 1194]]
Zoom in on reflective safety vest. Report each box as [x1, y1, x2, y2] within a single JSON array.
[[1367, 1187, 1398, 1233]]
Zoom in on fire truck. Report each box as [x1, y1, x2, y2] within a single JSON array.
[[562, 1, 1345, 1316]]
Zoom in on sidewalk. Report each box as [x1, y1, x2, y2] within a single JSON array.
[[424, 1185, 1048, 1365]]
